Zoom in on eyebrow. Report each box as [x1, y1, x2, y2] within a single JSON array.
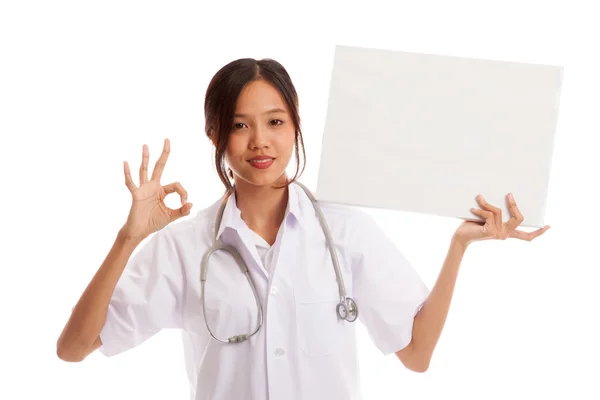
[[234, 108, 287, 118]]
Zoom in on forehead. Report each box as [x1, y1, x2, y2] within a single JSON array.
[[235, 80, 289, 115]]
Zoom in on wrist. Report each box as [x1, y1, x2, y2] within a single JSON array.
[[117, 227, 143, 249], [450, 234, 470, 253]]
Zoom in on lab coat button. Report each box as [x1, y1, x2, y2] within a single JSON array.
[[270, 286, 279, 295], [274, 348, 285, 356]]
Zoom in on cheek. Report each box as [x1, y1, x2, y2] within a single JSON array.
[[279, 130, 296, 156], [225, 137, 244, 158], [223, 151, 240, 172]]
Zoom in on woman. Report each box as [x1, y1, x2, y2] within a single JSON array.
[[56, 58, 550, 399]]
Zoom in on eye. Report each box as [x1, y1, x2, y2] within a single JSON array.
[[233, 122, 247, 130], [270, 119, 284, 126]]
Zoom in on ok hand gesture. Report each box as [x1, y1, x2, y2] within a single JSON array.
[[121, 139, 193, 242]]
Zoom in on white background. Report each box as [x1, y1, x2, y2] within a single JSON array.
[[1, 1, 598, 399]]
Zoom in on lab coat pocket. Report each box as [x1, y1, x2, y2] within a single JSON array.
[[294, 289, 349, 357]]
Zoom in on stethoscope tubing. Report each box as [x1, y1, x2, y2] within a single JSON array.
[[200, 181, 357, 344]]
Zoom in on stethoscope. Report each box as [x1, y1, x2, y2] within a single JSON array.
[[200, 181, 359, 344]]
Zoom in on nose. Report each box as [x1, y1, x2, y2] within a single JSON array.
[[249, 124, 269, 149]]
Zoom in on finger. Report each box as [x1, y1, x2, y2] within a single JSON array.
[[477, 195, 502, 232], [509, 225, 550, 241], [163, 182, 188, 204], [470, 207, 493, 220], [151, 138, 171, 182], [504, 193, 524, 232], [470, 208, 496, 233], [139, 144, 149, 185], [123, 161, 136, 192], [169, 202, 193, 222]]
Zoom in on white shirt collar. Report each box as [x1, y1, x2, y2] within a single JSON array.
[[214, 182, 303, 241]]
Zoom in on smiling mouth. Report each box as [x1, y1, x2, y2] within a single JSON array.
[[248, 158, 275, 164]]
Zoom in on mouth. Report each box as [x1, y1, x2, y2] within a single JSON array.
[[248, 158, 275, 169], [248, 158, 274, 163]]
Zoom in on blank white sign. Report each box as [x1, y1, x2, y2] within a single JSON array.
[[316, 45, 564, 228]]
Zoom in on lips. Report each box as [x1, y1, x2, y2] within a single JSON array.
[[248, 158, 274, 163], [248, 158, 275, 169], [248, 155, 275, 161]]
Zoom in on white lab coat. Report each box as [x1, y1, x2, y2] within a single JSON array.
[[99, 182, 430, 400]]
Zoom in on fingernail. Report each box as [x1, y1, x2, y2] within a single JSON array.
[[509, 193, 514, 200]]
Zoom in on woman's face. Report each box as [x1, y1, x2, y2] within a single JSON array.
[[225, 79, 296, 189]]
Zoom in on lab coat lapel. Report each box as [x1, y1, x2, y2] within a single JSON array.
[[236, 227, 269, 279], [214, 191, 269, 280]]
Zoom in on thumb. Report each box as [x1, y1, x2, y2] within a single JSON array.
[[169, 202, 193, 222]]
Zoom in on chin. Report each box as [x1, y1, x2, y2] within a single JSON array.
[[236, 168, 288, 188]]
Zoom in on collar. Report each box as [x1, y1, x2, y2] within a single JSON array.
[[214, 182, 304, 241]]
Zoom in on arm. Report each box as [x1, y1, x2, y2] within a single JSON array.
[[56, 229, 141, 362], [396, 193, 549, 372], [350, 211, 431, 370], [396, 235, 467, 372]]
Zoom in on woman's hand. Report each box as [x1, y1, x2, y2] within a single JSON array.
[[120, 138, 193, 243], [453, 193, 550, 247]]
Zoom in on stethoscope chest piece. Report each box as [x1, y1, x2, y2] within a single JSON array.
[[337, 297, 358, 322]]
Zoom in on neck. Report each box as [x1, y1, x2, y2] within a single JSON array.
[[232, 176, 290, 231]]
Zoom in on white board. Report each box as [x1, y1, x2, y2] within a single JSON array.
[[316, 45, 564, 228]]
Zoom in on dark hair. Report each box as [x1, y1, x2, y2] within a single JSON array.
[[204, 58, 306, 194]]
